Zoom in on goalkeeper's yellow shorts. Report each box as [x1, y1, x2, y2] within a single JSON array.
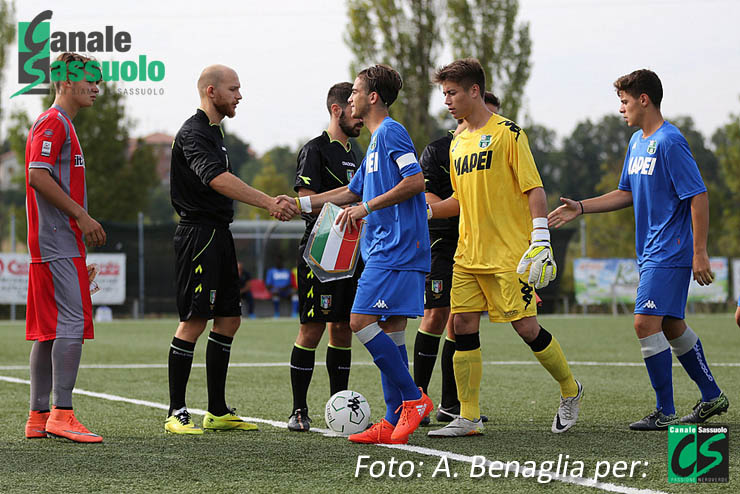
[[450, 270, 537, 323]]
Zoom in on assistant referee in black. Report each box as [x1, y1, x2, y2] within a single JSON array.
[[165, 64, 298, 435]]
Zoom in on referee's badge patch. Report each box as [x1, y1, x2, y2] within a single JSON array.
[[347, 170, 354, 181], [320, 294, 332, 309], [431, 280, 443, 294], [479, 135, 492, 149]]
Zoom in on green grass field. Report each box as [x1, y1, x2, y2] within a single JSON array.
[[1, 314, 738, 493]]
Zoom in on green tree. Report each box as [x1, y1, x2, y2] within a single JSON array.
[[0, 0, 15, 126], [712, 109, 740, 256], [345, 0, 442, 150], [446, 0, 531, 121], [559, 115, 633, 199], [524, 122, 563, 206]]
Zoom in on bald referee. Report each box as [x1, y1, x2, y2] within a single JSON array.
[[165, 64, 298, 434]]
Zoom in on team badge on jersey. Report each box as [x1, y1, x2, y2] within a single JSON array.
[[347, 170, 354, 181], [431, 280, 443, 293], [74, 155, 85, 168], [479, 135, 492, 149], [320, 294, 332, 309], [369, 136, 377, 151], [647, 140, 657, 155]]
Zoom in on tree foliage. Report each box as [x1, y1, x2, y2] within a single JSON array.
[[0, 0, 15, 127], [345, 0, 442, 151], [711, 109, 740, 256], [446, 0, 531, 121]]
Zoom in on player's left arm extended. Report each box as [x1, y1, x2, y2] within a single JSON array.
[[295, 185, 361, 214], [335, 172, 425, 232], [690, 191, 713, 286], [516, 186, 557, 289]]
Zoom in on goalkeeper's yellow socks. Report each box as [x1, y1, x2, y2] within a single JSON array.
[[453, 333, 482, 421], [529, 327, 579, 398]]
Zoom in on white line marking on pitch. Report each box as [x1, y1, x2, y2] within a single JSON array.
[[1, 360, 739, 371], [0, 374, 666, 494]]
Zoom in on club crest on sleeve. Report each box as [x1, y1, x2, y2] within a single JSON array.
[[41, 141, 52, 157]]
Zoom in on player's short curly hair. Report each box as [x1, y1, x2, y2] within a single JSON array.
[[326, 82, 353, 114], [433, 58, 486, 95], [357, 64, 403, 107], [614, 69, 663, 108]]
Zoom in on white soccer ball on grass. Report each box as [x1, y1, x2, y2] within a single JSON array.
[[324, 390, 370, 435]]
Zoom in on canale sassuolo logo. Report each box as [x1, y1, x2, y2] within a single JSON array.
[[13, 10, 165, 98]]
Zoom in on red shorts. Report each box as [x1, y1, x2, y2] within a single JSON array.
[[26, 257, 94, 341]]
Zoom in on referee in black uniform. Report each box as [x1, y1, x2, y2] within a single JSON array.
[[413, 92, 499, 425], [165, 64, 298, 434], [287, 83, 364, 431]]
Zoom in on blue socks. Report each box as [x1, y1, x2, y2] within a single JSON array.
[[639, 332, 675, 415], [355, 323, 420, 425], [669, 326, 721, 402]]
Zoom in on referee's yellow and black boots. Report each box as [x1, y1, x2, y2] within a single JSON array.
[[203, 409, 258, 432], [165, 408, 203, 435]]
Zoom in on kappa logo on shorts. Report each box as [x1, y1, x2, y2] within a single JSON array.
[[320, 294, 332, 309], [519, 280, 533, 310], [644, 300, 657, 309], [372, 299, 389, 309], [431, 280, 443, 294]]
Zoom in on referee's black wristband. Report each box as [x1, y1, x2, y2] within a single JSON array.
[[578, 201, 584, 215]]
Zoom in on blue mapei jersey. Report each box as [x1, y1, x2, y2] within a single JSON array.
[[618, 121, 706, 268], [348, 117, 430, 272]]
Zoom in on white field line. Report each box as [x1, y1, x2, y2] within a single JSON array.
[[1, 360, 739, 371], [0, 374, 667, 494]]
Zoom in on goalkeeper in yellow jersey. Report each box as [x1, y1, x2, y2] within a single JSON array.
[[427, 58, 582, 437]]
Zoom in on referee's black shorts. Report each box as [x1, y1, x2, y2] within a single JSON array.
[[425, 232, 457, 309], [296, 244, 362, 324], [174, 224, 241, 321]]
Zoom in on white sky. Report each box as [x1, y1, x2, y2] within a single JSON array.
[[3, 0, 740, 153]]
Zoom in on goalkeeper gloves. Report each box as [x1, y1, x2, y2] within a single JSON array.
[[516, 221, 557, 289]]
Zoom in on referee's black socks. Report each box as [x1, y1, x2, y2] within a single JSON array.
[[290, 345, 315, 411], [326, 345, 351, 397], [168, 337, 195, 416], [413, 330, 442, 394], [206, 331, 233, 416]]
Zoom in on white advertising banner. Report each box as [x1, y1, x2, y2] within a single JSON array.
[[0, 253, 126, 305], [574, 257, 729, 305]]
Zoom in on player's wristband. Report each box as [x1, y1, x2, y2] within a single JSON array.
[[363, 201, 372, 214], [531, 229, 551, 243], [426, 203, 433, 220], [298, 196, 312, 213], [294, 197, 300, 211], [532, 217, 548, 229], [578, 201, 584, 215]]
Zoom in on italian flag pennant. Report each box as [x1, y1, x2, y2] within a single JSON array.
[[307, 203, 363, 273]]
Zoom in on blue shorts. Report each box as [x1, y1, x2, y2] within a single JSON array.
[[352, 267, 425, 318], [634, 267, 690, 319]]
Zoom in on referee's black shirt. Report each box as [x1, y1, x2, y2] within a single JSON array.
[[420, 131, 459, 237], [171, 109, 234, 226]]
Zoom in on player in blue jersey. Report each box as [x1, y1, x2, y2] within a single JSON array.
[[289, 64, 432, 444], [549, 69, 729, 430]]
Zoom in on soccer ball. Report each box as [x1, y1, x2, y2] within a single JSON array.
[[324, 390, 371, 435]]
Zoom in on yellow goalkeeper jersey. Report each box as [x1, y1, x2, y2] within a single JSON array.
[[450, 113, 543, 273]]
